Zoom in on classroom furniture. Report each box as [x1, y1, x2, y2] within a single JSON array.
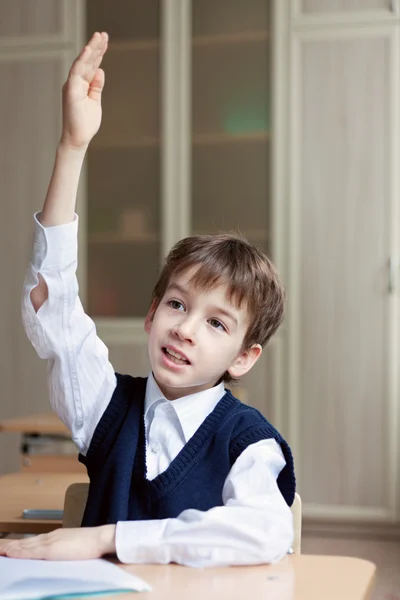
[[0, 413, 85, 474], [0, 413, 69, 436], [120, 555, 376, 600], [63, 482, 89, 529], [63, 484, 303, 554], [80, 0, 400, 534], [0, 472, 88, 534], [0, 470, 376, 598], [85, 0, 400, 531], [291, 492, 302, 554], [3, 0, 400, 534]]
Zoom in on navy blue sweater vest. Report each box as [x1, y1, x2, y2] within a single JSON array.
[[79, 374, 296, 527]]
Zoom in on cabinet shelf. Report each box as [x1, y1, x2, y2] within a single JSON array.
[[106, 31, 269, 53], [88, 232, 158, 244], [89, 230, 268, 246], [194, 229, 269, 243], [193, 132, 270, 145], [193, 31, 268, 47], [91, 136, 159, 149], [91, 132, 270, 150]]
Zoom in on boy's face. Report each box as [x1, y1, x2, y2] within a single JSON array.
[[145, 269, 262, 400]]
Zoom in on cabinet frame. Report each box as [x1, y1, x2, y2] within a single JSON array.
[[291, 0, 400, 28], [287, 20, 400, 524]]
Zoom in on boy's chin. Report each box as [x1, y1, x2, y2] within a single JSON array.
[[152, 369, 223, 399]]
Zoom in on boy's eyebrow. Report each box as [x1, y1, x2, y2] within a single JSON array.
[[167, 283, 239, 326], [211, 306, 239, 327]]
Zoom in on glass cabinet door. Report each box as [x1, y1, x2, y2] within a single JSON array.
[[86, 1, 161, 318], [0, 0, 63, 37], [191, 0, 271, 253]]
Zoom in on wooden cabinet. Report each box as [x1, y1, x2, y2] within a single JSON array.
[[0, 0, 64, 38], [84, 0, 272, 321], [83, 0, 278, 418], [292, 0, 399, 19], [0, 0, 278, 473], [285, 8, 400, 526], [190, 0, 271, 252], [0, 2, 81, 475], [85, 1, 162, 319], [1, 0, 399, 531], [299, 0, 393, 13]]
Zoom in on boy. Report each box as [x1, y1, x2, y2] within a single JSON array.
[[0, 32, 295, 566]]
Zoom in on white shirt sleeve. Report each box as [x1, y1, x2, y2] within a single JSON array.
[[21, 213, 117, 454], [115, 438, 294, 567]]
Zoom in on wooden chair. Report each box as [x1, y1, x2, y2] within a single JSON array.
[[291, 492, 302, 554], [63, 484, 302, 554], [63, 482, 89, 528]]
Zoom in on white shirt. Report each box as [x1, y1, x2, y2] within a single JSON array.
[[21, 213, 294, 567]]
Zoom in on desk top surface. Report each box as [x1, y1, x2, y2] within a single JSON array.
[[120, 555, 376, 600], [0, 472, 88, 534], [0, 471, 376, 598], [0, 413, 69, 435]]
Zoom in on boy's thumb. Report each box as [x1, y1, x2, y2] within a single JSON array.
[[89, 68, 105, 98]]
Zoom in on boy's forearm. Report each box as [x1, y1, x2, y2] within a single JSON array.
[[39, 142, 88, 227]]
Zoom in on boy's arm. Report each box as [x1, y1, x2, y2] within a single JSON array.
[[115, 439, 293, 566], [22, 213, 117, 454], [31, 31, 108, 312], [23, 33, 116, 453]]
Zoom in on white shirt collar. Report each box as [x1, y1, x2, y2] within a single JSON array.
[[144, 372, 226, 442]]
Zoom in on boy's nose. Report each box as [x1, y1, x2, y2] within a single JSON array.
[[171, 319, 196, 344]]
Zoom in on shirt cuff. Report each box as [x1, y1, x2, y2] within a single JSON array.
[[115, 519, 170, 564], [31, 211, 79, 270]]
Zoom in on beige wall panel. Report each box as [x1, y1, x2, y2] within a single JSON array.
[[241, 338, 277, 420], [0, 56, 65, 474], [107, 341, 151, 378], [0, 0, 64, 37], [297, 36, 391, 509]]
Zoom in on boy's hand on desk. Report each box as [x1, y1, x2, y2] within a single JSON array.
[[0, 525, 116, 560]]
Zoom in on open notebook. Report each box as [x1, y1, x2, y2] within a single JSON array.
[[0, 556, 151, 599]]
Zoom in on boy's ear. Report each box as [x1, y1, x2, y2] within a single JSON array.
[[144, 300, 158, 334], [228, 344, 262, 379]]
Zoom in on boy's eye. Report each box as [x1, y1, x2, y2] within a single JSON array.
[[209, 318, 226, 332], [168, 299, 185, 311]]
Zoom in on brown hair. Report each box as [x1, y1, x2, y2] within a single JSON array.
[[151, 233, 285, 382]]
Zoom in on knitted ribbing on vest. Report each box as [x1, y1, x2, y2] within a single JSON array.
[[79, 374, 296, 527]]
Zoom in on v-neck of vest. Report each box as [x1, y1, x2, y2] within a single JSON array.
[[142, 390, 239, 497]]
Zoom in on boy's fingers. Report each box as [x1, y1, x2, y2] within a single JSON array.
[[69, 32, 108, 82], [0, 535, 43, 554], [0, 534, 56, 559], [0, 540, 22, 555]]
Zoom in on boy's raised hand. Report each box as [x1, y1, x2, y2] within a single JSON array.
[[61, 32, 108, 149]]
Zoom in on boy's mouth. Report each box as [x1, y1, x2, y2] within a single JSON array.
[[162, 347, 190, 365]]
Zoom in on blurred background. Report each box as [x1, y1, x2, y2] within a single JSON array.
[[0, 1, 399, 597]]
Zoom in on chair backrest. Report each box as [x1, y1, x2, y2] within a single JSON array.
[[291, 492, 302, 554], [63, 482, 89, 528], [63, 484, 302, 554]]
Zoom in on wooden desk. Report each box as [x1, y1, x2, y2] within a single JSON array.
[[0, 413, 85, 473], [0, 413, 69, 435], [119, 555, 376, 600], [0, 472, 88, 534], [0, 468, 376, 599]]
